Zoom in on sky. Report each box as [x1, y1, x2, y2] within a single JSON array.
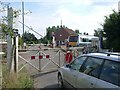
[[0, 0, 120, 39]]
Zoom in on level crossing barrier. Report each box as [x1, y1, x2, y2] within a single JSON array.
[[18, 48, 66, 73], [18, 45, 87, 74]]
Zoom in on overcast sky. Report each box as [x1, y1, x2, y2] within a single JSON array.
[[0, 0, 119, 39]]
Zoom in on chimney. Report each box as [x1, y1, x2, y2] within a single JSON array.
[[60, 20, 62, 28]]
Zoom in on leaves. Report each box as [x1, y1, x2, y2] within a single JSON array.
[[102, 11, 120, 51], [75, 29, 80, 34], [45, 25, 62, 43], [22, 32, 38, 44]]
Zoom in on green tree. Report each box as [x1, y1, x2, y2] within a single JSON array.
[[0, 23, 8, 34], [18, 36, 23, 46], [102, 10, 120, 51], [41, 25, 68, 44], [75, 29, 79, 34], [22, 32, 38, 44], [94, 28, 107, 49], [94, 30, 99, 36], [45, 25, 65, 43], [0, 2, 21, 37]]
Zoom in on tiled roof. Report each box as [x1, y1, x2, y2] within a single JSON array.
[[54, 27, 76, 41], [64, 28, 76, 35]]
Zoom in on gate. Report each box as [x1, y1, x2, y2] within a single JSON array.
[[18, 46, 66, 74]]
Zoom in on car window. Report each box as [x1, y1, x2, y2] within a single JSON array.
[[70, 56, 87, 71], [80, 57, 104, 78], [100, 60, 120, 86]]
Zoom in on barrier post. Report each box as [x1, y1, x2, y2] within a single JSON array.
[[14, 29, 18, 73], [59, 50, 60, 67], [39, 52, 41, 72]]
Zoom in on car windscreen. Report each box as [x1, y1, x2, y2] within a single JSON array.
[[69, 36, 78, 42]]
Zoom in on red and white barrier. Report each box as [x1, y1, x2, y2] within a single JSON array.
[[31, 55, 50, 60]]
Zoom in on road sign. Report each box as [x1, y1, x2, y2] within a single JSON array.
[[65, 51, 73, 63]]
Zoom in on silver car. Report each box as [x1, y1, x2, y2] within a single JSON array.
[[58, 52, 120, 89]]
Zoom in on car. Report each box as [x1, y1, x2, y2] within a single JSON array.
[[58, 52, 120, 89]]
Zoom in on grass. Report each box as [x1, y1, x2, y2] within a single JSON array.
[[2, 63, 34, 89]]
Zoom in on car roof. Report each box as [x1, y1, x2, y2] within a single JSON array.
[[80, 52, 120, 62]]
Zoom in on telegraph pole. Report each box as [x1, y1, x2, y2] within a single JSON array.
[[22, 1, 24, 43], [118, 1, 120, 14], [7, 5, 14, 72]]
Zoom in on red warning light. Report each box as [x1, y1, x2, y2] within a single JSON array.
[[31, 56, 35, 60], [39, 55, 43, 59], [46, 55, 50, 59]]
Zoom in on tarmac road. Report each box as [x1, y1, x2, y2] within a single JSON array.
[[31, 70, 59, 88]]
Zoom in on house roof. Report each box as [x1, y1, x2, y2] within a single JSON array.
[[64, 28, 76, 35], [54, 27, 76, 41]]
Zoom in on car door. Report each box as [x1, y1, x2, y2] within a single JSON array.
[[63, 56, 87, 88], [77, 57, 104, 88], [95, 60, 120, 88]]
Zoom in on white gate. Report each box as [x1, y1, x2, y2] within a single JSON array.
[[18, 48, 66, 73]]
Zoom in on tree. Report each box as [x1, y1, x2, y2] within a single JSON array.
[[0, 23, 8, 33], [75, 29, 79, 34], [45, 25, 67, 44], [94, 28, 102, 37], [22, 32, 38, 44], [102, 10, 120, 52], [94, 28, 107, 49], [0, 2, 21, 37]]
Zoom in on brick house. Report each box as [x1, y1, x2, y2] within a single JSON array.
[[54, 27, 76, 46]]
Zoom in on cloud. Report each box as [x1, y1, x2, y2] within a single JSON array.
[[51, 1, 118, 34], [4, 0, 119, 39]]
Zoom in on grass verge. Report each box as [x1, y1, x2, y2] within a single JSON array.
[[2, 63, 34, 89]]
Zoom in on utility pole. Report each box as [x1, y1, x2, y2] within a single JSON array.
[[22, 1, 25, 44], [118, 1, 120, 14], [7, 5, 14, 72]]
